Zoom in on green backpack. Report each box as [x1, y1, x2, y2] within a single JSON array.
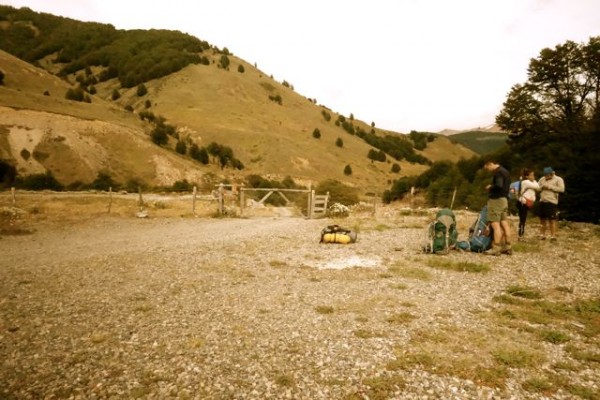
[[423, 208, 458, 254]]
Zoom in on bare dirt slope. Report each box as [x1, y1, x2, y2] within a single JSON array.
[[1, 209, 599, 399]]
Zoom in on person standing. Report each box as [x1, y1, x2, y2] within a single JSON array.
[[516, 168, 540, 239], [537, 167, 565, 241], [483, 160, 513, 255]]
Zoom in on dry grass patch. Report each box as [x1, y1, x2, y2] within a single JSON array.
[[386, 261, 432, 281], [353, 328, 386, 339], [386, 324, 550, 390], [315, 305, 334, 315], [386, 312, 417, 324], [346, 374, 405, 400], [488, 286, 600, 395], [425, 258, 490, 273]]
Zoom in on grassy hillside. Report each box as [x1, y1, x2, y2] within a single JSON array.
[[0, 5, 477, 195], [447, 130, 508, 155]]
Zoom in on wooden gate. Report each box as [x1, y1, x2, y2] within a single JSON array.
[[238, 186, 329, 219]]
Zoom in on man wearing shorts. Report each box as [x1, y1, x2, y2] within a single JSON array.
[[538, 167, 565, 241], [483, 160, 513, 255]]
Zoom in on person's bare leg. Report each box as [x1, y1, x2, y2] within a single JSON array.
[[485, 221, 503, 255], [540, 219, 548, 239], [500, 220, 513, 254], [549, 220, 557, 240]]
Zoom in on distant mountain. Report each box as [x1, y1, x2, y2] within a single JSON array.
[[437, 123, 504, 136]]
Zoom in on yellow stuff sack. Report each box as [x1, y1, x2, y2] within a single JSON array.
[[320, 225, 357, 244]]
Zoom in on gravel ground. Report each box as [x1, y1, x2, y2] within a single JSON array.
[[1, 208, 599, 399]]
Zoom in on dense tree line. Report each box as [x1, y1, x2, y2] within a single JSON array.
[[385, 37, 600, 222], [0, 5, 211, 88], [330, 115, 430, 165]]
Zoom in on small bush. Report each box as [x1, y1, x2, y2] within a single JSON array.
[[343, 164, 352, 176], [312, 128, 321, 139], [316, 179, 359, 206], [336, 137, 343, 148], [136, 83, 148, 96], [269, 94, 282, 105], [16, 171, 64, 191]]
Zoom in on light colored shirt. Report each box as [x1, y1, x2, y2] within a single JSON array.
[[538, 174, 565, 204], [520, 179, 540, 202]]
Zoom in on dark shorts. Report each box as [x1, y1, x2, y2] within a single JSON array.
[[538, 201, 558, 220]]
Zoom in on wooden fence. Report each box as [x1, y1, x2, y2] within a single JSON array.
[[2, 184, 330, 219]]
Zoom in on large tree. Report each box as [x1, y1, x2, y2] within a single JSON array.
[[496, 37, 600, 222]]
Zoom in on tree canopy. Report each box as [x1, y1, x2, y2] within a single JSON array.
[[496, 37, 600, 222]]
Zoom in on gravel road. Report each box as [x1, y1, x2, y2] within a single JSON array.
[[1, 211, 599, 399]]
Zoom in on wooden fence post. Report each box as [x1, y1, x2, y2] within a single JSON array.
[[138, 186, 144, 211], [108, 186, 112, 213], [218, 183, 224, 215], [450, 187, 457, 210], [239, 184, 245, 216], [192, 186, 197, 215], [372, 193, 377, 217], [307, 184, 313, 219]]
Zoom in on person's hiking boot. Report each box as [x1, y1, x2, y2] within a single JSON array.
[[484, 245, 502, 256], [501, 244, 513, 255], [538, 235, 547, 240], [549, 236, 557, 242]]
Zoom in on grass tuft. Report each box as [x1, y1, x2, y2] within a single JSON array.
[[506, 285, 543, 299], [426, 258, 490, 273], [315, 305, 334, 315]]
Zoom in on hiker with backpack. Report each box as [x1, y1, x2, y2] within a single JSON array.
[[483, 160, 513, 255], [537, 167, 565, 241], [515, 168, 540, 239]]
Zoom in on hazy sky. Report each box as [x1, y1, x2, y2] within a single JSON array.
[[3, 0, 600, 132]]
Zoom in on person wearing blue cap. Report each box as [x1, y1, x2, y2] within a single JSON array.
[[537, 167, 565, 241]]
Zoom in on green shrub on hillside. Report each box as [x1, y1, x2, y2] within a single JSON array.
[[136, 83, 147, 96], [189, 143, 209, 165], [316, 179, 359, 206], [336, 138, 343, 148], [15, 171, 63, 191], [268, 94, 282, 105], [175, 140, 187, 155], [312, 128, 321, 139], [219, 55, 230, 69], [344, 164, 352, 176], [151, 127, 169, 146], [65, 87, 85, 102], [368, 149, 386, 162]]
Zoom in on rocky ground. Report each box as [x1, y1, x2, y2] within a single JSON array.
[[0, 203, 599, 399]]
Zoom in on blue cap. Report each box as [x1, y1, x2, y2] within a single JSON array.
[[543, 167, 554, 175]]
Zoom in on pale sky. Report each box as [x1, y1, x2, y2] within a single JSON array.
[[3, 0, 600, 132]]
